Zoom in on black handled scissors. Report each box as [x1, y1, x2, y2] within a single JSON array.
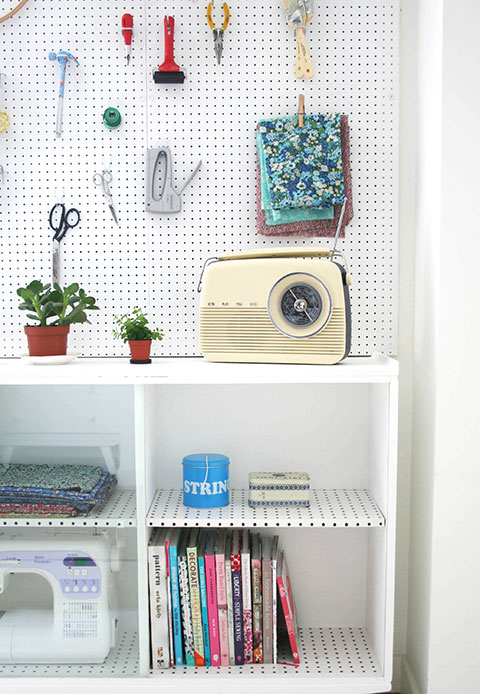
[[49, 202, 80, 242], [49, 203, 80, 284]]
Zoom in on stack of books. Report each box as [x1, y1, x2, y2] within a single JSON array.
[[148, 528, 299, 669]]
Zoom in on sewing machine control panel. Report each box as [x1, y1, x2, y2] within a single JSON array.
[[0, 550, 102, 599]]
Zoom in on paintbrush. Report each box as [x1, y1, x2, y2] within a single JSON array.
[[282, 0, 314, 79]]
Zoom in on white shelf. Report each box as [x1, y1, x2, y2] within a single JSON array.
[[147, 489, 385, 528], [0, 623, 139, 678], [153, 627, 382, 683], [0, 489, 136, 528], [0, 355, 398, 386]]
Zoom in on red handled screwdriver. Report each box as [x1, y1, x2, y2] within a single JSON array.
[[121, 14, 134, 65]]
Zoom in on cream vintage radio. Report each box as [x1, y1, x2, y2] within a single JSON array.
[[198, 247, 352, 365]]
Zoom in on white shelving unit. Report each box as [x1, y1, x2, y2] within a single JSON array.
[[0, 355, 398, 693]]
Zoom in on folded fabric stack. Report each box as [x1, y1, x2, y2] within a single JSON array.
[[0, 463, 117, 517], [256, 113, 353, 237]]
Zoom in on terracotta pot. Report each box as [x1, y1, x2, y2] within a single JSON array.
[[24, 325, 70, 357], [129, 340, 152, 362]]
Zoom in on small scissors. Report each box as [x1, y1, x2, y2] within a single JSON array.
[[93, 169, 119, 225], [49, 202, 80, 285]]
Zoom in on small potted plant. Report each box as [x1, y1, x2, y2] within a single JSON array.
[[17, 281, 100, 357], [113, 307, 163, 364]]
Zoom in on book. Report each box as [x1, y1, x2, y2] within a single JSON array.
[[197, 530, 211, 666], [148, 528, 170, 669], [168, 528, 184, 666], [205, 531, 221, 666], [241, 529, 253, 664], [277, 550, 300, 666], [187, 528, 205, 666], [165, 529, 175, 667], [178, 532, 195, 666], [231, 529, 244, 665], [271, 535, 279, 664], [225, 530, 235, 665], [251, 532, 263, 664], [215, 529, 230, 666], [261, 536, 273, 663]]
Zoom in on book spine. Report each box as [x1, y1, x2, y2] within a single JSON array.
[[169, 546, 184, 666], [148, 539, 170, 669], [241, 550, 253, 664], [178, 556, 195, 666], [225, 555, 235, 666], [251, 557, 263, 664], [271, 555, 278, 664], [215, 552, 229, 666], [165, 539, 175, 667], [262, 557, 273, 663], [187, 545, 205, 666], [198, 553, 211, 666], [277, 576, 300, 666], [205, 553, 221, 666], [231, 546, 244, 666]]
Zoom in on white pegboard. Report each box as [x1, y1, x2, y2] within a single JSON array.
[[0, 623, 139, 677], [0, 0, 398, 358], [153, 627, 381, 678], [147, 489, 385, 528], [0, 488, 136, 528]]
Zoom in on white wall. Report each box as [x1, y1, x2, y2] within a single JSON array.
[[406, 0, 480, 692]]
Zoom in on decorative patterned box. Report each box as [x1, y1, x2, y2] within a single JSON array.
[[248, 472, 310, 507]]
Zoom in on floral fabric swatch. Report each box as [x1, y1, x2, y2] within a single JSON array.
[[258, 113, 344, 210]]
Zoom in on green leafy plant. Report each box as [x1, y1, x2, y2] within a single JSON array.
[[17, 281, 100, 326], [113, 307, 163, 343]]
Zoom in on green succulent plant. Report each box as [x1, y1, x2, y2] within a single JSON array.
[[17, 281, 100, 326], [113, 307, 163, 343]]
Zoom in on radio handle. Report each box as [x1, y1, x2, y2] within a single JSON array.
[[216, 248, 332, 261]]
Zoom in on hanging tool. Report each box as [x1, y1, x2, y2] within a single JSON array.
[[154, 16, 185, 84], [206, 1, 230, 64], [282, 0, 314, 79], [49, 50, 79, 138], [0, 165, 4, 184], [93, 169, 119, 225], [146, 146, 201, 214], [0, 73, 9, 133], [49, 200, 81, 285], [0, 111, 8, 133], [121, 14, 134, 65], [103, 107, 122, 130]]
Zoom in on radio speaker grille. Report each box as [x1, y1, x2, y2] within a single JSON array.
[[200, 308, 345, 354]]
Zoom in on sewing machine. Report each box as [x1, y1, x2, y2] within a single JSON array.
[[0, 529, 120, 663]]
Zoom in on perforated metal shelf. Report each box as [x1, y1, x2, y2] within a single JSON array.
[[0, 488, 136, 528], [147, 489, 385, 528], [0, 623, 139, 678], [153, 627, 381, 680]]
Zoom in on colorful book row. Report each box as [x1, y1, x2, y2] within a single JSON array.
[[148, 528, 299, 669]]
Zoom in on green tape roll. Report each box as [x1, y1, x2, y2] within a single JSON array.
[[103, 107, 122, 130]]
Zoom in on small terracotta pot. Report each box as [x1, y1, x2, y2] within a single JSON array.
[[24, 325, 70, 357], [129, 340, 152, 362]]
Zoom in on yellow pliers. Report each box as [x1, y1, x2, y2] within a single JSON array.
[[207, 2, 230, 64]]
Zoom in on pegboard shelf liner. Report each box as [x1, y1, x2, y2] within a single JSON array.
[[147, 489, 385, 528], [0, 488, 136, 528]]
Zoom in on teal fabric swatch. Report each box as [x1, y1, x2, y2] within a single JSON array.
[[256, 133, 334, 226]]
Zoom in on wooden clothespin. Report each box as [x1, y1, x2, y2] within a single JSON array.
[[298, 93, 305, 127]]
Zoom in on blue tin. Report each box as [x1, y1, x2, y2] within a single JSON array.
[[182, 454, 230, 508]]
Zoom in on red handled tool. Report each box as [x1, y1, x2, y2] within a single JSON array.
[[154, 16, 185, 84], [121, 14, 134, 65]]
